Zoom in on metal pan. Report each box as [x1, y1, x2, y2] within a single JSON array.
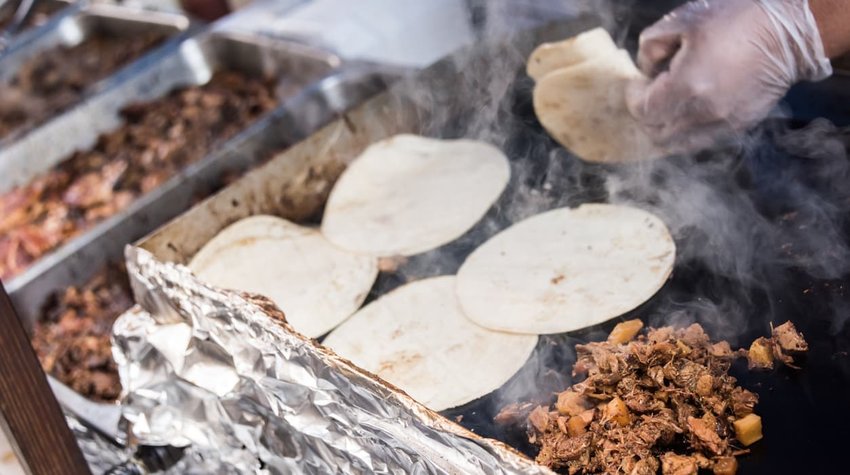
[[0, 3, 190, 82], [134, 15, 850, 474], [7, 44, 394, 329], [0, 4, 193, 184], [0, 0, 70, 43]]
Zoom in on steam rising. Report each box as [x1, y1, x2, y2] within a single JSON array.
[[364, 1, 850, 413]]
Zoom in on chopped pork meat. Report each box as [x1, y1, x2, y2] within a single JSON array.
[[30, 265, 133, 401], [497, 320, 808, 474], [0, 71, 278, 280]]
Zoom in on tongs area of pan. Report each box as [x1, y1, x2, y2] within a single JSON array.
[[0, 0, 38, 50], [48, 376, 186, 473]]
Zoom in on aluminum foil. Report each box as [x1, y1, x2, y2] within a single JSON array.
[[67, 414, 134, 474], [113, 247, 552, 474]]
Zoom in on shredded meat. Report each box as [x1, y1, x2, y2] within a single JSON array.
[[0, 70, 279, 280], [494, 402, 536, 426], [0, 30, 169, 140], [30, 265, 133, 402], [496, 320, 808, 474]]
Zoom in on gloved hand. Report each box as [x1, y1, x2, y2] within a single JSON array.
[[626, 0, 833, 153]]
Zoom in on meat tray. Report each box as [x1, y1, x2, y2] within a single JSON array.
[[0, 3, 193, 149], [7, 30, 395, 328], [134, 13, 850, 474], [0, 0, 70, 41], [0, 3, 190, 83]]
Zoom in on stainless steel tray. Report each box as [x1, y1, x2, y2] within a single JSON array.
[[0, 3, 190, 82], [0, 0, 71, 45], [0, 3, 193, 186], [8, 41, 393, 328]]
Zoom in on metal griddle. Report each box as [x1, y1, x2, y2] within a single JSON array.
[[441, 10, 850, 474], [137, 9, 850, 474]]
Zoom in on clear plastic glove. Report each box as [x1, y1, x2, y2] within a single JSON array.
[[626, 0, 833, 153]]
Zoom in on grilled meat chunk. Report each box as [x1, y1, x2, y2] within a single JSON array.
[[498, 321, 807, 474]]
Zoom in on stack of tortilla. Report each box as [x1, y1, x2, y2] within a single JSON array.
[[530, 27, 664, 163]]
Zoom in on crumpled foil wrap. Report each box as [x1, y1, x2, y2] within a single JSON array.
[[113, 247, 552, 474], [68, 414, 133, 474]]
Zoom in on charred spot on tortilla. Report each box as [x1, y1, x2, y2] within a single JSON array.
[[189, 215, 378, 338]]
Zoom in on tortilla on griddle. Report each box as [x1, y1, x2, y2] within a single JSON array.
[[321, 134, 510, 257], [189, 215, 378, 338], [533, 48, 664, 163], [526, 27, 618, 81], [323, 276, 538, 411], [456, 204, 675, 335]]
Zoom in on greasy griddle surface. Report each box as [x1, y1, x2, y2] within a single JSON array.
[[359, 64, 850, 473]]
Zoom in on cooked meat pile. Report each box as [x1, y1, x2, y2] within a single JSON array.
[[0, 30, 169, 140], [0, 71, 279, 280], [31, 265, 133, 402], [0, 1, 64, 32], [496, 320, 808, 474]]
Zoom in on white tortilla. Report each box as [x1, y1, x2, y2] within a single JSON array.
[[189, 215, 378, 338], [322, 135, 510, 257], [323, 276, 538, 411], [533, 48, 665, 163], [527, 27, 618, 81], [456, 204, 675, 335]]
